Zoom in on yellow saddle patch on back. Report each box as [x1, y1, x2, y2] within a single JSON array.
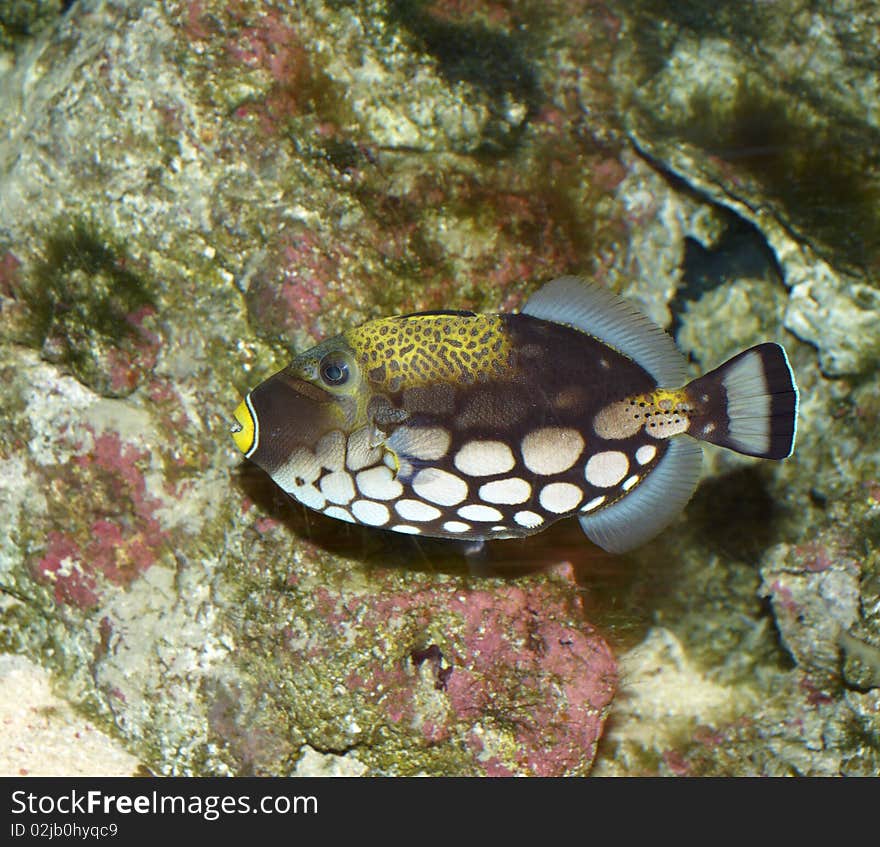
[[346, 314, 512, 391]]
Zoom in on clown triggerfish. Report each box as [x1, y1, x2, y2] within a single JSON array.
[[231, 277, 798, 553]]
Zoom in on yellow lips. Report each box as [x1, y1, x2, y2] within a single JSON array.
[[231, 398, 256, 455]]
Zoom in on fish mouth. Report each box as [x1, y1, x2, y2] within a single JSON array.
[[232, 370, 343, 471], [231, 397, 257, 455]]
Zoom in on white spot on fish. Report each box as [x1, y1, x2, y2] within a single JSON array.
[[351, 499, 390, 526], [387, 425, 451, 461], [443, 520, 471, 534], [346, 427, 383, 471], [478, 477, 531, 505], [412, 468, 468, 506], [291, 483, 325, 512], [635, 445, 656, 466], [581, 495, 605, 512], [594, 401, 643, 440], [538, 482, 583, 514], [320, 470, 356, 505], [454, 440, 515, 476], [521, 427, 584, 475], [622, 474, 640, 491], [323, 505, 356, 524], [273, 447, 321, 489], [514, 510, 544, 529], [457, 504, 503, 522], [356, 465, 404, 500], [585, 451, 628, 488], [392, 524, 421, 535], [395, 499, 442, 522], [316, 430, 346, 471], [647, 414, 690, 439]]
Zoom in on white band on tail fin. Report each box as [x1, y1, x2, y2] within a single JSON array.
[[686, 342, 798, 460], [724, 349, 773, 455]]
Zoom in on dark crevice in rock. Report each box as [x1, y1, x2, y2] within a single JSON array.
[[671, 215, 784, 338], [386, 0, 541, 153], [303, 741, 363, 758], [630, 141, 786, 341]]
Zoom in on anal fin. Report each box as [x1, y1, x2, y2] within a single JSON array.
[[579, 438, 702, 554]]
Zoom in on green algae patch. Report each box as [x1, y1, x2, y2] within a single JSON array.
[[386, 0, 539, 152], [22, 219, 159, 398], [621, 5, 880, 277], [0, 0, 62, 49], [675, 82, 880, 274]]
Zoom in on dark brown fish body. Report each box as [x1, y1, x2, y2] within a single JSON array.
[[232, 277, 798, 552], [344, 313, 662, 540]]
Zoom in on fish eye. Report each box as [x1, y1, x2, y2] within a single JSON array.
[[319, 354, 350, 386]]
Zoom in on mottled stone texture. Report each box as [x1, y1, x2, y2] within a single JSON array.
[[600, 0, 880, 775], [1, 0, 878, 776], [0, 0, 622, 776], [0, 0, 61, 49], [616, 0, 880, 377]]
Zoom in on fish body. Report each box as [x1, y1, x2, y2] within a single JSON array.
[[231, 277, 798, 553]]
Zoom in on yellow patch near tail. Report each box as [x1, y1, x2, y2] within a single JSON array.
[[346, 314, 512, 391], [594, 387, 692, 440]]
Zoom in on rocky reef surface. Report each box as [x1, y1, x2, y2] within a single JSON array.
[[0, 0, 877, 775]]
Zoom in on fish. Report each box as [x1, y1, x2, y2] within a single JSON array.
[[230, 276, 798, 553]]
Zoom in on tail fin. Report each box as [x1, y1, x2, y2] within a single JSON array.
[[685, 342, 798, 460]]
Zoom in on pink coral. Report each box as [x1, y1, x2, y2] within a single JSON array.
[[33, 431, 168, 608], [35, 532, 99, 609], [0, 251, 21, 299], [319, 572, 616, 775]]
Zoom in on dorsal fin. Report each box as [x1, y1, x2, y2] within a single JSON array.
[[521, 276, 689, 386], [396, 309, 477, 320], [579, 437, 702, 553]]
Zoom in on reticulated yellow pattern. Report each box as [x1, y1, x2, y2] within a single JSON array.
[[346, 314, 513, 391], [637, 387, 690, 409], [629, 387, 692, 438], [594, 387, 693, 440]]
